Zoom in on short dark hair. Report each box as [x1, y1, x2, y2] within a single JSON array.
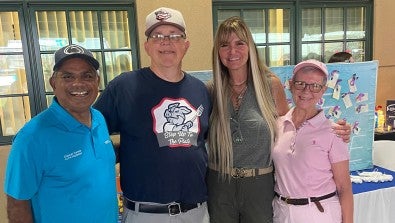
[[328, 52, 352, 63]]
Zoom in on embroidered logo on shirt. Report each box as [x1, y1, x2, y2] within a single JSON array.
[[63, 149, 83, 160], [104, 139, 112, 144], [152, 98, 203, 148]]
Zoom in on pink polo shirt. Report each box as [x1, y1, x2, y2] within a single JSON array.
[[272, 108, 349, 198]]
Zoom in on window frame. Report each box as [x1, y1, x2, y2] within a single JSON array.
[[213, 2, 295, 66], [213, 0, 373, 64], [296, 1, 373, 62], [0, 1, 139, 145], [0, 3, 33, 144]]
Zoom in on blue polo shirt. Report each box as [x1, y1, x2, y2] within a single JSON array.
[[4, 98, 118, 223]]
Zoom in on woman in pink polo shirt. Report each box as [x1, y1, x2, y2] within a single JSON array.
[[272, 59, 353, 223]]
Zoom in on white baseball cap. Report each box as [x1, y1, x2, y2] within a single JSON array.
[[145, 7, 186, 37]]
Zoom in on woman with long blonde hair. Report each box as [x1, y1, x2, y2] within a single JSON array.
[[207, 16, 288, 223]]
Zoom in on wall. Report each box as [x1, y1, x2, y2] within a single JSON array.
[[0, 145, 10, 222], [135, 0, 213, 71], [373, 0, 395, 117]]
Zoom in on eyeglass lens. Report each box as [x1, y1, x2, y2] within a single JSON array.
[[294, 81, 322, 93], [149, 34, 185, 43]]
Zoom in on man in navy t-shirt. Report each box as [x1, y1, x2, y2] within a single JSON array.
[[94, 7, 211, 223]]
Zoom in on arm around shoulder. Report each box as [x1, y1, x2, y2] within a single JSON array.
[[332, 119, 352, 143], [270, 75, 289, 116]]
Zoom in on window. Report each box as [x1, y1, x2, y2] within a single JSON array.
[[0, 9, 30, 143], [301, 6, 368, 62], [0, 1, 138, 144], [213, 0, 373, 65], [214, 6, 292, 67], [35, 10, 136, 104]]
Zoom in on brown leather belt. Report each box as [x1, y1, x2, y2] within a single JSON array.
[[274, 191, 337, 212], [209, 165, 273, 178]]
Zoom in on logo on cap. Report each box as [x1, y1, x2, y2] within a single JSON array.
[[63, 45, 85, 55], [155, 10, 171, 21], [53, 44, 99, 71]]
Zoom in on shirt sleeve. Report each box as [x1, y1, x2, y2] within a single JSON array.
[[328, 134, 350, 164], [4, 130, 44, 200], [93, 81, 120, 134]]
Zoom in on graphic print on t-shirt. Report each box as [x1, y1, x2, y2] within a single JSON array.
[[152, 98, 203, 148]]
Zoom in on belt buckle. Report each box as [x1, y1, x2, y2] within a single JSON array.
[[168, 203, 181, 216], [231, 168, 246, 178]]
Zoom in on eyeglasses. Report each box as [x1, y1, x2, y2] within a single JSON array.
[[148, 34, 186, 43], [55, 72, 98, 83], [293, 81, 324, 93]]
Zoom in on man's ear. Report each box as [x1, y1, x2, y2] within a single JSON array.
[[49, 73, 56, 90], [144, 41, 150, 56], [96, 74, 101, 87], [184, 39, 190, 51]]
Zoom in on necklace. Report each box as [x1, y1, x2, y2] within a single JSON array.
[[232, 85, 248, 111], [230, 79, 247, 86]]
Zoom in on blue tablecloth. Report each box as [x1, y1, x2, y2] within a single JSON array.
[[351, 165, 395, 194]]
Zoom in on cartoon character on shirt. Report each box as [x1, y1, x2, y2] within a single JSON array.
[[152, 98, 203, 147], [163, 102, 193, 132]]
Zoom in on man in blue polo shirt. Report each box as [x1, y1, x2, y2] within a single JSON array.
[[4, 44, 118, 223]]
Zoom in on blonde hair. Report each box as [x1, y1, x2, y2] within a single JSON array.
[[208, 16, 278, 178]]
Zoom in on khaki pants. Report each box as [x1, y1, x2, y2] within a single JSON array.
[[122, 202, 209, 223], [207, 168, 274, 223], [273, 195, 341, 223]]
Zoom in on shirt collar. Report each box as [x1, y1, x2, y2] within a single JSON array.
[[283, 107, 326, 129], [49, 97, 96, 131]]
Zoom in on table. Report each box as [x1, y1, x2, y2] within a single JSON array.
[[374, 130, 395, 141], [352, 166, 395, 223]]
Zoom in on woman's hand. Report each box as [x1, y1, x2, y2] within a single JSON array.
[[333, 119, 352, 143]]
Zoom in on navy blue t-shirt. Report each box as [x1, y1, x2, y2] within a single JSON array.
[[94, 67, 211, 204]]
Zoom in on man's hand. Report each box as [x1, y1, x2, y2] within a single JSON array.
[[333, 119, 352, 143]]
